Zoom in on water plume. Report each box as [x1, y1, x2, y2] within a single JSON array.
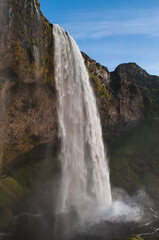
[[53, 24, 112, 219]]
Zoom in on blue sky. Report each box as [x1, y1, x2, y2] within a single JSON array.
[[39, 0, 159, 75]]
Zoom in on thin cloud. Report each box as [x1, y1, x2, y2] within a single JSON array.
[[58, 8, 159, 40], [144, 63, 159, 75], [77, 40, 159, 75], [53, 8, 159, 75]]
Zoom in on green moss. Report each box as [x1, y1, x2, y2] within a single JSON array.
[[11, 41, 26, 74], [0, 157, 59, 229], [0, 176, 25, 229], [35, 0, 41, 8], [0, 177, 24, 207], [137, 86, 159, 113], [0, 157, 59, 209], [109, 118, 159, 194], [89, 71, 110, 99], [11, 157, 60, 189], [0, 206, 14, 229], [126, 234, 144, 240], [89, 71, 98, 81], [30, 36, 37, 45]]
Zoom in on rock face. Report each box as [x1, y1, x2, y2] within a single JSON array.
[[115, 63, 159, 89], [83, 54, 142, 140], [0, 0, 159, 179], [113, 63, 159, 115], [83, 53, 159, 141], [0, 0, 58, 174]]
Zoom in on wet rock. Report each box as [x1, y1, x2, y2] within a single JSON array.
[[0, 0, 57, 174]]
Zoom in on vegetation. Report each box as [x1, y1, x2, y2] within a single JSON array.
[[0, 157, 59, 229], [89, 71, 110, 99], [126, 234, 144, 240], [109, 117, 159, 195], [137, 85, 159, 113]]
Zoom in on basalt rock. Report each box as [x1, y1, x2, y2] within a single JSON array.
[[0, 0, 58, 175], [113, 63, 159, 115], [83, 54, 145, 141]]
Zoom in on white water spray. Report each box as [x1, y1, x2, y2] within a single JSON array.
[[33, 0, 40, 19], [53, 24, 111, 215]]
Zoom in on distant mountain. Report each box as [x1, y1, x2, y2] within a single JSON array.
[[83, 53, 159, 140]]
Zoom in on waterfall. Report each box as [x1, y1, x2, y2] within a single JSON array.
[[53, 24, 112, 216]]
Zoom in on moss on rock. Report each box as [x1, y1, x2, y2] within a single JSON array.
[[0, 156, 59, 229], [126, 234, 144, 240], [0, 176, 25, 229], [0, 206, 14, 229], [0, 177, 24, 207]]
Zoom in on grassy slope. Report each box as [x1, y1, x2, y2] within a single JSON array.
[[0, 157, 59, 229], [109, 117, 159, 196]]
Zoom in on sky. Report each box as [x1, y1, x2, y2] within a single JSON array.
[[39, 0, 159, 75]]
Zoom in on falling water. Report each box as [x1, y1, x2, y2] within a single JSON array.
[[33, 0, 41, 19], [53, 24, 112, 216]]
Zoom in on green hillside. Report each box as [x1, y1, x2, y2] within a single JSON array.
[[110, 117, 159, 196]]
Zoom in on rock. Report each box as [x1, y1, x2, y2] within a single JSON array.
[[83, 57, 145, 141], [82, 52, 110, 85], [113, 63, 159, 115], [0, 0, 58, 174], [82, 56, 159, 141], [126, 234, 144, 240], [115, 63, 159, 89]]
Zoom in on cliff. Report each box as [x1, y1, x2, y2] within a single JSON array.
[[83, 54, 144, 141], [83, 55, 159, 195], [0, 0, 159, 230], [0, 0, 58, 175], [1, 0, 159, 176]]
